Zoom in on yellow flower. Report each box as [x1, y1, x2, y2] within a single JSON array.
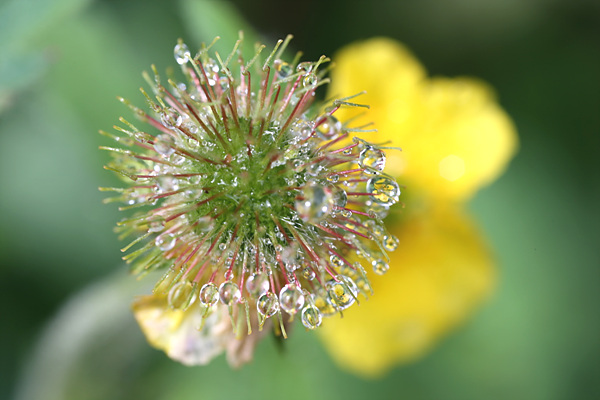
[[317, 38, 518, 377]]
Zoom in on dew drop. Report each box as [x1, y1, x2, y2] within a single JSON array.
[[302, 267, 316, 281], [302, 72, 317, 88], [291, 120, 313, 141], [199, 282, 219, 306], [153, 134, 175, 157], [161, 108, 182, 129], [296, 62, 313, 73], [204, 59, 220, 73], [245, 273, 270, 296], [196, 216, 214, 232], [295, 182, 334, 222], [331, 186, 348, 208], [327, 276, 358, 310], [174, 42, 191, 64], [219, 281, 241, 305], [367, 176, 400, 206], [366, 219, 385, 237], [218, 76, 230, 91], [279, 284, 305, 314], [183, 121, 199, 134], [373, 260, 390, 275], [224, 269, 234, 281], [148, 218, 165, 233], [218, 243, 227, 251], [168, 281, 196, 310], [257, 292, 279, 317], [359, 146, 386, 173], [301, 305, 322, 329], [315, 115, 342, 139], [155, 232, 176, 251], [274, 59, 293, 78], [156, 176, 179, 193], [329, 254, 344, 269], [383, 234, 399, 251]]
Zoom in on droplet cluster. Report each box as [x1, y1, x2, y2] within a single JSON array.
[[101, 35, 400, 335]]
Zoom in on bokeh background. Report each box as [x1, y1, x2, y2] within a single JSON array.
[[1, 0, 598, 399]]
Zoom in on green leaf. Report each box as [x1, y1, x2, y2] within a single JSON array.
[[0, 0, 93, 113]]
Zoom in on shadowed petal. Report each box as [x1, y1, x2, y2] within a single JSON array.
[[318, 205, 495, 377]]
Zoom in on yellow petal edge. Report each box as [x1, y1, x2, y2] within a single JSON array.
[[318, 205, 495, 377], [328, 38, 518, 201]]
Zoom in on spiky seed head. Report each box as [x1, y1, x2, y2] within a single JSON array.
[[101, 35, 400, 335]]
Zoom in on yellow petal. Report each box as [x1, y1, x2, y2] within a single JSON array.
[[329, 38, 518, 201], [317, 204, 496, 377], [132, 295, 226, 365], [132, 294, 268, 367]]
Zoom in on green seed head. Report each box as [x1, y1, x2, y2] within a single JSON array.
[[101, 35, 400, 333]]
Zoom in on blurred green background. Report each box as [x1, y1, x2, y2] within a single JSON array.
[[1, 0, 598, 399]]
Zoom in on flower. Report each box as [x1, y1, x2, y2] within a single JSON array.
[[101, 35, 402, 366], [316, 38, 518, 377]]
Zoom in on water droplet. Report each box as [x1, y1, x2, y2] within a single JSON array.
[[315, 115, 342, 139], [296, 62, 313, 73], [302, 267, 316, 280], [344, 179, 357, 188], [326, 174, 339, 183], [170, 154, 186, 165], [199, 282, 219, 306], [148, 218, 165, 233], [219, 281, 241, 305], [218, 76, 229, 91], [257, 292, 279, 317], [279, 284, 305, 314], [359, 146, 386, 173], [302, 72, 317, 88], [174, 42, 191, 64], [367, 176, 400, 206], [365, 219, 385, 237], [367, 202, 390, 218], [307, 163, 324, 176], [274, 59, 293, 78], [331, 186, 348, 208], [153, 134, 175, 157], [196, 216, 214, 232], [155, 233, 176, 251], [156, 176, 179, 193], [295, 182, 334, 222], [301, 305, 322, 329], [383, 235, 399, 251], [204, 59, 220, 73], [218, 243, 227, 251], [373, 260, 389, 275], [224, 269, 234, 281], [168, 281, 196, 309], [327, 276, 358, 310], [161, 108, 182, 129], [245, 273, 270, 296], [291, 120, 313, 140], [329, 254, 344, 269], [183, 121, 199, 134]]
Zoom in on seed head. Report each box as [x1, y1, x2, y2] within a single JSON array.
[[101, 35, 400, 336]]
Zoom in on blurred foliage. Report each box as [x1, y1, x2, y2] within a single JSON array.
[[1, 0, 598, 399]]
